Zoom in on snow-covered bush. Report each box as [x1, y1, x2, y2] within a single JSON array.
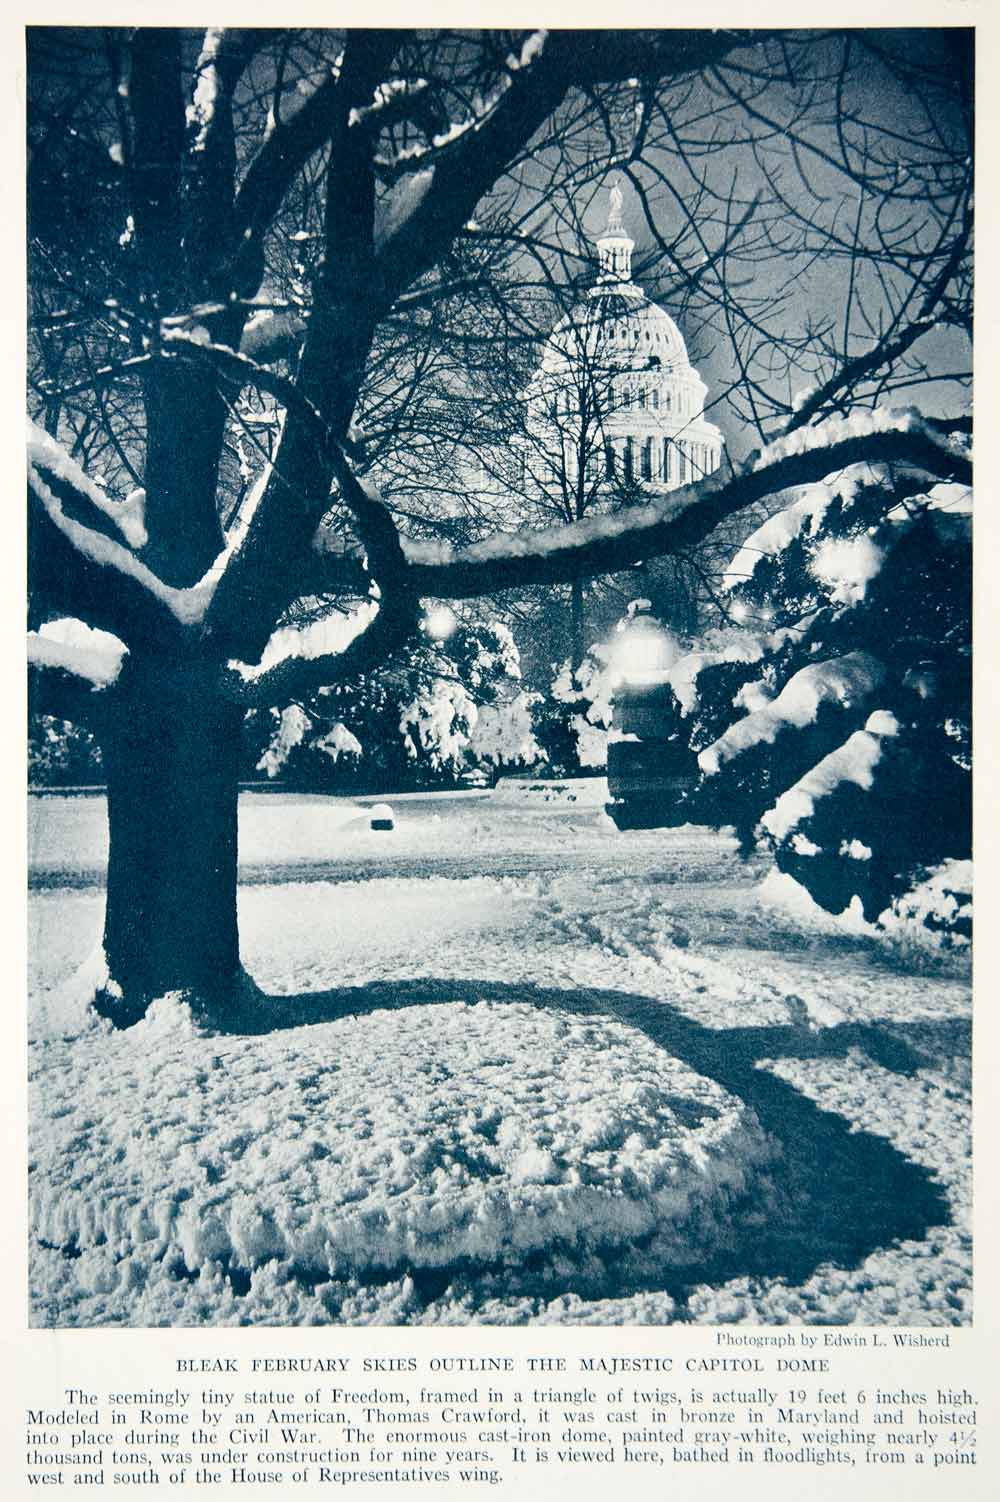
[[255, 704, 312, 779], [255, 705, 362, 781], [651, 467, 971, 941], [397, 621, 545, 778], [547, 649, 617, 770], [28, 714, 103, 786], [248, 618, 540, 790], [313, 721, 363, 764], [399, 678, 479, 772], [879, 859, 972, 950], [469, 689, 545, 771]]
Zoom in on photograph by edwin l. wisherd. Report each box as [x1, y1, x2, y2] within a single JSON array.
[[27, 28, 971, 1327]]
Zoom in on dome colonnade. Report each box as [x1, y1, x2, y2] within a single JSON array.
[[523, 185, 723, 496]]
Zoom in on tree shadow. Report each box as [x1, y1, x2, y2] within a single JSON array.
[[214, 976, 964, 1306]]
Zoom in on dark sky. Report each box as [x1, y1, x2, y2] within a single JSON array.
[[517, 29, 972, 461]]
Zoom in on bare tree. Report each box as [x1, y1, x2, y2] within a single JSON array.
[[27, 27, 972, 1022]]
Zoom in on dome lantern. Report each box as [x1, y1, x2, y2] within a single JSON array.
[[595, 179, 635, 285]]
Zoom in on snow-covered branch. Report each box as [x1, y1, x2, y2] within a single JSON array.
[[370, 56, 565, 308], [238, 309, 307, 363], [160, 333, 329, 442], [28, 619, 127, 689], [698, 652, 886, 776], [28, 620, 127, 723], [402, 414, 972, 600], [28, 422, 148, 551], [372, 30, 746, 316], [326, 449, 411, 599], [28, 424, 261, 642], [369, 36, 548, 182], [230, 598, 377, 684], [28, 457, 175, 647], [181, 28, 274, 284], [351, 77, 431, 143], [185, 29, 228, 155], [227, 592, 420, 707], [210, 410, 971, 671]]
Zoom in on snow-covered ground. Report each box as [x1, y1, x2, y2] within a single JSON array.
[[28, 783, 971, 1327]]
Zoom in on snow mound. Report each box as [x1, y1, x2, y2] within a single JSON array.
[[30, 999, 779, 1312]]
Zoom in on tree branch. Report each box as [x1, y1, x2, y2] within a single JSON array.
[[784, 205, 973, 435], [230, 29, 406, 297], [227, 592, 421, 708], [370, 30, 750, 317], [182, 28, 271, 295], [128, 29, 185, 301], [326, 448, 411, 597], [403, 419, 973, 599], [28, 656, 115, 729], [295, 540, 371, 600], [25, 424, 232, 644], [28, 475, 180, 650]]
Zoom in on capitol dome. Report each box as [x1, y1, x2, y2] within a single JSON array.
[[524, 185, 723, 492]]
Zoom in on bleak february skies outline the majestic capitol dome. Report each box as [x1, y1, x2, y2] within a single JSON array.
[[522, 182, 724, 495]]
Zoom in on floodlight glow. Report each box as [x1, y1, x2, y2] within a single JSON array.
[[423, 605, 457, 640], [609, 621, 677, 686]]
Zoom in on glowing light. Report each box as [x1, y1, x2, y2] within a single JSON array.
[[423, 605, 457, 640], [609, 620, 677, 685]]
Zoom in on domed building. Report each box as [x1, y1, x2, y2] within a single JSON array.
[[522, 185, 723, 494]]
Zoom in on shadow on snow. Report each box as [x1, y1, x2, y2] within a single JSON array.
[[210, 976, 961, 1309]]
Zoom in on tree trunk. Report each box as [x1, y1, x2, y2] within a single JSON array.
[[570, 578, 585, 671], [98, 658, 242, 1024]]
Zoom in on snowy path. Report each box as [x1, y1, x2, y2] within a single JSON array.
[[28, 788, 971, 1327]]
